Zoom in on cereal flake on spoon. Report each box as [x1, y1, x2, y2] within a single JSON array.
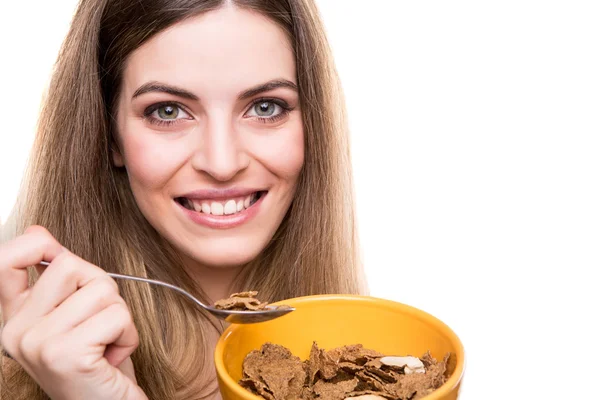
[[214, 291, 296, 312]]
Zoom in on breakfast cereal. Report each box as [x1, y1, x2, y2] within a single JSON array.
[[239, 342, 453, 400]]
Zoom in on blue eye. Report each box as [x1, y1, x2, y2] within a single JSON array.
[[156, 105, 180, 119], [252, 102, 279, 117], [144, 102, 193, 127], [151, 105, 190, 120], [245, 99, 292, 123]]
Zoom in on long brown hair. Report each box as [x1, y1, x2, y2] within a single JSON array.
[[1, 0, 365, 398]]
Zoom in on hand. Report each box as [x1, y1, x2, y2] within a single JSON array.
[[0, 226, 148, 400]]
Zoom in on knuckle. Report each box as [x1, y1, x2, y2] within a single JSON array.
[[93, 277, 120, 304], [38, 339, 63, 367], [26, 226, 57, 247], [114, 303, 134, 326], [24, 225, 50, 236], [100, 275, 120, 293], [50, 252, 105, 282], [50, 251, 73, 267], [0, 227, 58, 273], [19, 330, 42, 360], [50, 252, 80, 278], [117, 303, 132, 320], [71, 357, 95, 375]]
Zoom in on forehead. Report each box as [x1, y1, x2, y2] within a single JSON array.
[[121, 6, 296, 98]]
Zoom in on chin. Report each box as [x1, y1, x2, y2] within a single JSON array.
[[180, 241, 266, 269]]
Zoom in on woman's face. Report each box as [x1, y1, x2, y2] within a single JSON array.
[[114, 5, 304, 268]]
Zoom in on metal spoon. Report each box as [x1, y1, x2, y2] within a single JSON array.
[[39, 261, 294, 324]]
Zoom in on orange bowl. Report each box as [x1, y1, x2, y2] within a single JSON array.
[[215, 295, 465, 400]]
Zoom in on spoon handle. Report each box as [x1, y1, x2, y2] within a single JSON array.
[[38, 261, 210, 310], [107, 272, 210, 310]]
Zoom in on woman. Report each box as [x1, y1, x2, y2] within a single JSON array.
[[0, 0, 364, 398]]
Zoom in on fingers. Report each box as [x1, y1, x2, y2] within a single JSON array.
[[0, 227, 144, 400], [17, 251, 109, 321], [18, 275, 123, 342], [6, 302, 138, 377], [0, 226, 65, 318], [67, 302, 139, 369], [2, 252, 127, 370]]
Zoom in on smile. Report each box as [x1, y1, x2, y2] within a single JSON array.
[[174, 189, 268, 229], [175, 191, 265, 216]]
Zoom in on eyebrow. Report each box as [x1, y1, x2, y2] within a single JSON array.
[[131, 79, 298, 101], [132, 82, 199, 100], [239, 79, 298, 99]]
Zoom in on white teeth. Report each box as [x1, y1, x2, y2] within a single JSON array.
[[193, 201, 202, 212], [211, 202, 224, 216], [223, 200, 237, 215], [184, 193, 261, 216]]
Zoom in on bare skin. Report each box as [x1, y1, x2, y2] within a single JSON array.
[[0, 5, 302, 400], [0, 226, 146, 400]]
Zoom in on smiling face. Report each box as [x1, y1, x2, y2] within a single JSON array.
[[113, 5, 304, 269]]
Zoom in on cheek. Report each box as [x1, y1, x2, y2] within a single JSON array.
[[246, 121, 305, 181], [118, 122, 192, 191]]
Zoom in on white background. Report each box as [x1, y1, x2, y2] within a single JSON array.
[[1, 1, 599, 399]]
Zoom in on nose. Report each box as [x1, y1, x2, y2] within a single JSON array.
[[191, 117, 250, 182]]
